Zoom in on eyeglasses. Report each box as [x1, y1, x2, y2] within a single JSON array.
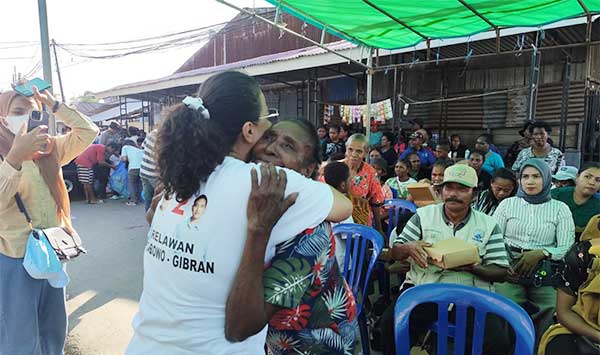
[[259, 112, 279, 123]]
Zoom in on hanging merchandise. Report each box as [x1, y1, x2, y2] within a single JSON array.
[[329, 99, 393, 126], [323, 104, 335, 123]]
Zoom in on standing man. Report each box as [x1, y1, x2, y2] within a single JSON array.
[[324, 124, 345, 160], [399, 132, 436, 168], [379, 132, 398, 174], [140, 130, 159, 212], [381, 164, 510, 355], [121, 140, 145, 206], [75, 143, 118, 204], [100, 121, 120, 146], [474, 134, 505, 175]]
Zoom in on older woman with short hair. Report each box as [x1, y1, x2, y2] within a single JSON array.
[[344, 133, 385, 233]]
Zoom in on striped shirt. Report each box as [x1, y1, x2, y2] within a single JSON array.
[[140, 130, 158, 180], [473, 190, 500, 216], [492, 196, 575, 260], [391, 204, 509, 289]]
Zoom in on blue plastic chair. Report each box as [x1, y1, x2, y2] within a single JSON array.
[[333, 223, 384, 355], [384, 199, 417, 241], [394, 283, 535, 355], [379, 199, 417, 302]]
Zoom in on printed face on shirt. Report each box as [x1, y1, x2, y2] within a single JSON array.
[[491, 177, 515, 202], [576, 167, 600, 196], [520, 166, 544, 196], [191, 195, 207, 223]]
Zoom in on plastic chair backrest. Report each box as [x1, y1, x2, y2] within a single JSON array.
[[384, 199, 417, 240], [394, 283, 535, 355], [333, 223, 384, 316]]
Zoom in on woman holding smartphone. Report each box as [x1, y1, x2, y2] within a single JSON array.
[[0, 85, 98, 354]]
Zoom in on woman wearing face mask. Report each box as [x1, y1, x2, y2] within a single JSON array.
[[493, 159, 575, 346], [0, 87, 98, 354]]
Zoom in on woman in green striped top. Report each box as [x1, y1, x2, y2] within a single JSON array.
[[493, 158, 575, 346]]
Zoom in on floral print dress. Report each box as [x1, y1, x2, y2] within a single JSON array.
[[348, 162, 385, 227], [264, 222, 359, 355]]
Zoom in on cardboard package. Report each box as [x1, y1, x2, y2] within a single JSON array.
[[423, 238, 480, 269], [407, 183, 440, 207]]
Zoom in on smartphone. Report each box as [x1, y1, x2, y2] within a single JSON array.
[[27, 110, 49, 132], [14, 78, 52, 97]]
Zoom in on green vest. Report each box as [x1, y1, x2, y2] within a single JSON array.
[[406, 204, 502, 291]]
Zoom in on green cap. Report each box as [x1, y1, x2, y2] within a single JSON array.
[[442, 164, 478, 188]]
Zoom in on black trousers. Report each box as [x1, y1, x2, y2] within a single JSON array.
[[380, 290, 512, 355], [94, 164, 110, 198]]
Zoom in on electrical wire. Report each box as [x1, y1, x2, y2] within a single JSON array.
[[398, 86, 527, 106]]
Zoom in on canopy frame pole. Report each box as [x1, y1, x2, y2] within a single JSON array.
[[372, 40, 600, 73], [361, 0, 428, 40], [216, 0, 370, 69], [457, 0, 498, 29], [366, 48, 373, 143]]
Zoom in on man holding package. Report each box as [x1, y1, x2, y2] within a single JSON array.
[[380, 165, 511, 355]]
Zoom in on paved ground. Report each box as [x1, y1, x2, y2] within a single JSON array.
[[64, 199, 148, 355]]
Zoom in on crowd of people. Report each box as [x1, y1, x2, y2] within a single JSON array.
[[0, 71, 598, 355]]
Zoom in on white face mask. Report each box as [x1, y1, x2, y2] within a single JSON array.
[[4, 114, 28, 134]]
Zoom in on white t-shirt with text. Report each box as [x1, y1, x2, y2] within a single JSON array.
[[126, 157, 334, 355]]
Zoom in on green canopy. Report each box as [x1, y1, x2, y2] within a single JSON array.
[[266, 0, 599, 49]]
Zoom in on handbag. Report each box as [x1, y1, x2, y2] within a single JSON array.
[[15, 193, 86, 260], [512, 258, 563, 287], [574, 336, 600, 355]]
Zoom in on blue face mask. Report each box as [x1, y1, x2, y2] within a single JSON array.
[[5, 114, 28, 134]]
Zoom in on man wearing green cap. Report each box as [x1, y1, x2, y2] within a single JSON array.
[[380, 165, 511, 355]]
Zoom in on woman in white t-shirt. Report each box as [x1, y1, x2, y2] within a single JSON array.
[[127, 71, 352, 355]]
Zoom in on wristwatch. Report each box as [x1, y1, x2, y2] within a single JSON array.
[[542, 249, 551, 259]]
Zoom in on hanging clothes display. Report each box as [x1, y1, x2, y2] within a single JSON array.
[[339, 98, 393, 126]]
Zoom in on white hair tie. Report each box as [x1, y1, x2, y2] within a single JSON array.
[[182, 96, 210, 119]]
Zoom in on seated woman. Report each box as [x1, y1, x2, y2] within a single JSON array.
[[539, 214, 600, 355], [551, 162, 600, 240], [226, 119, 359, 355], [494, 158, 576, 346]]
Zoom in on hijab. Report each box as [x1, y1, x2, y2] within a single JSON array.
[[516, 158, 552, 204], [0, 91, 72, 231]]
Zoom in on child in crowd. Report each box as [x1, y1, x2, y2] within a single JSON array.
[[371, 157, 389, 184], [323, 161, 355, 269], [383, 159, 417, 200]]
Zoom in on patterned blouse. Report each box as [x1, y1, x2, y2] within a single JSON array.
[[511, 147, 565, 174], [264, 222, 359, 355], [348, 162, 385, 226], [383, 176, 417, 200]]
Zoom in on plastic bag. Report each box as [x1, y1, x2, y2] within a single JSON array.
[[109, 161, 129, 198], [23, 229, 69, 288]]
